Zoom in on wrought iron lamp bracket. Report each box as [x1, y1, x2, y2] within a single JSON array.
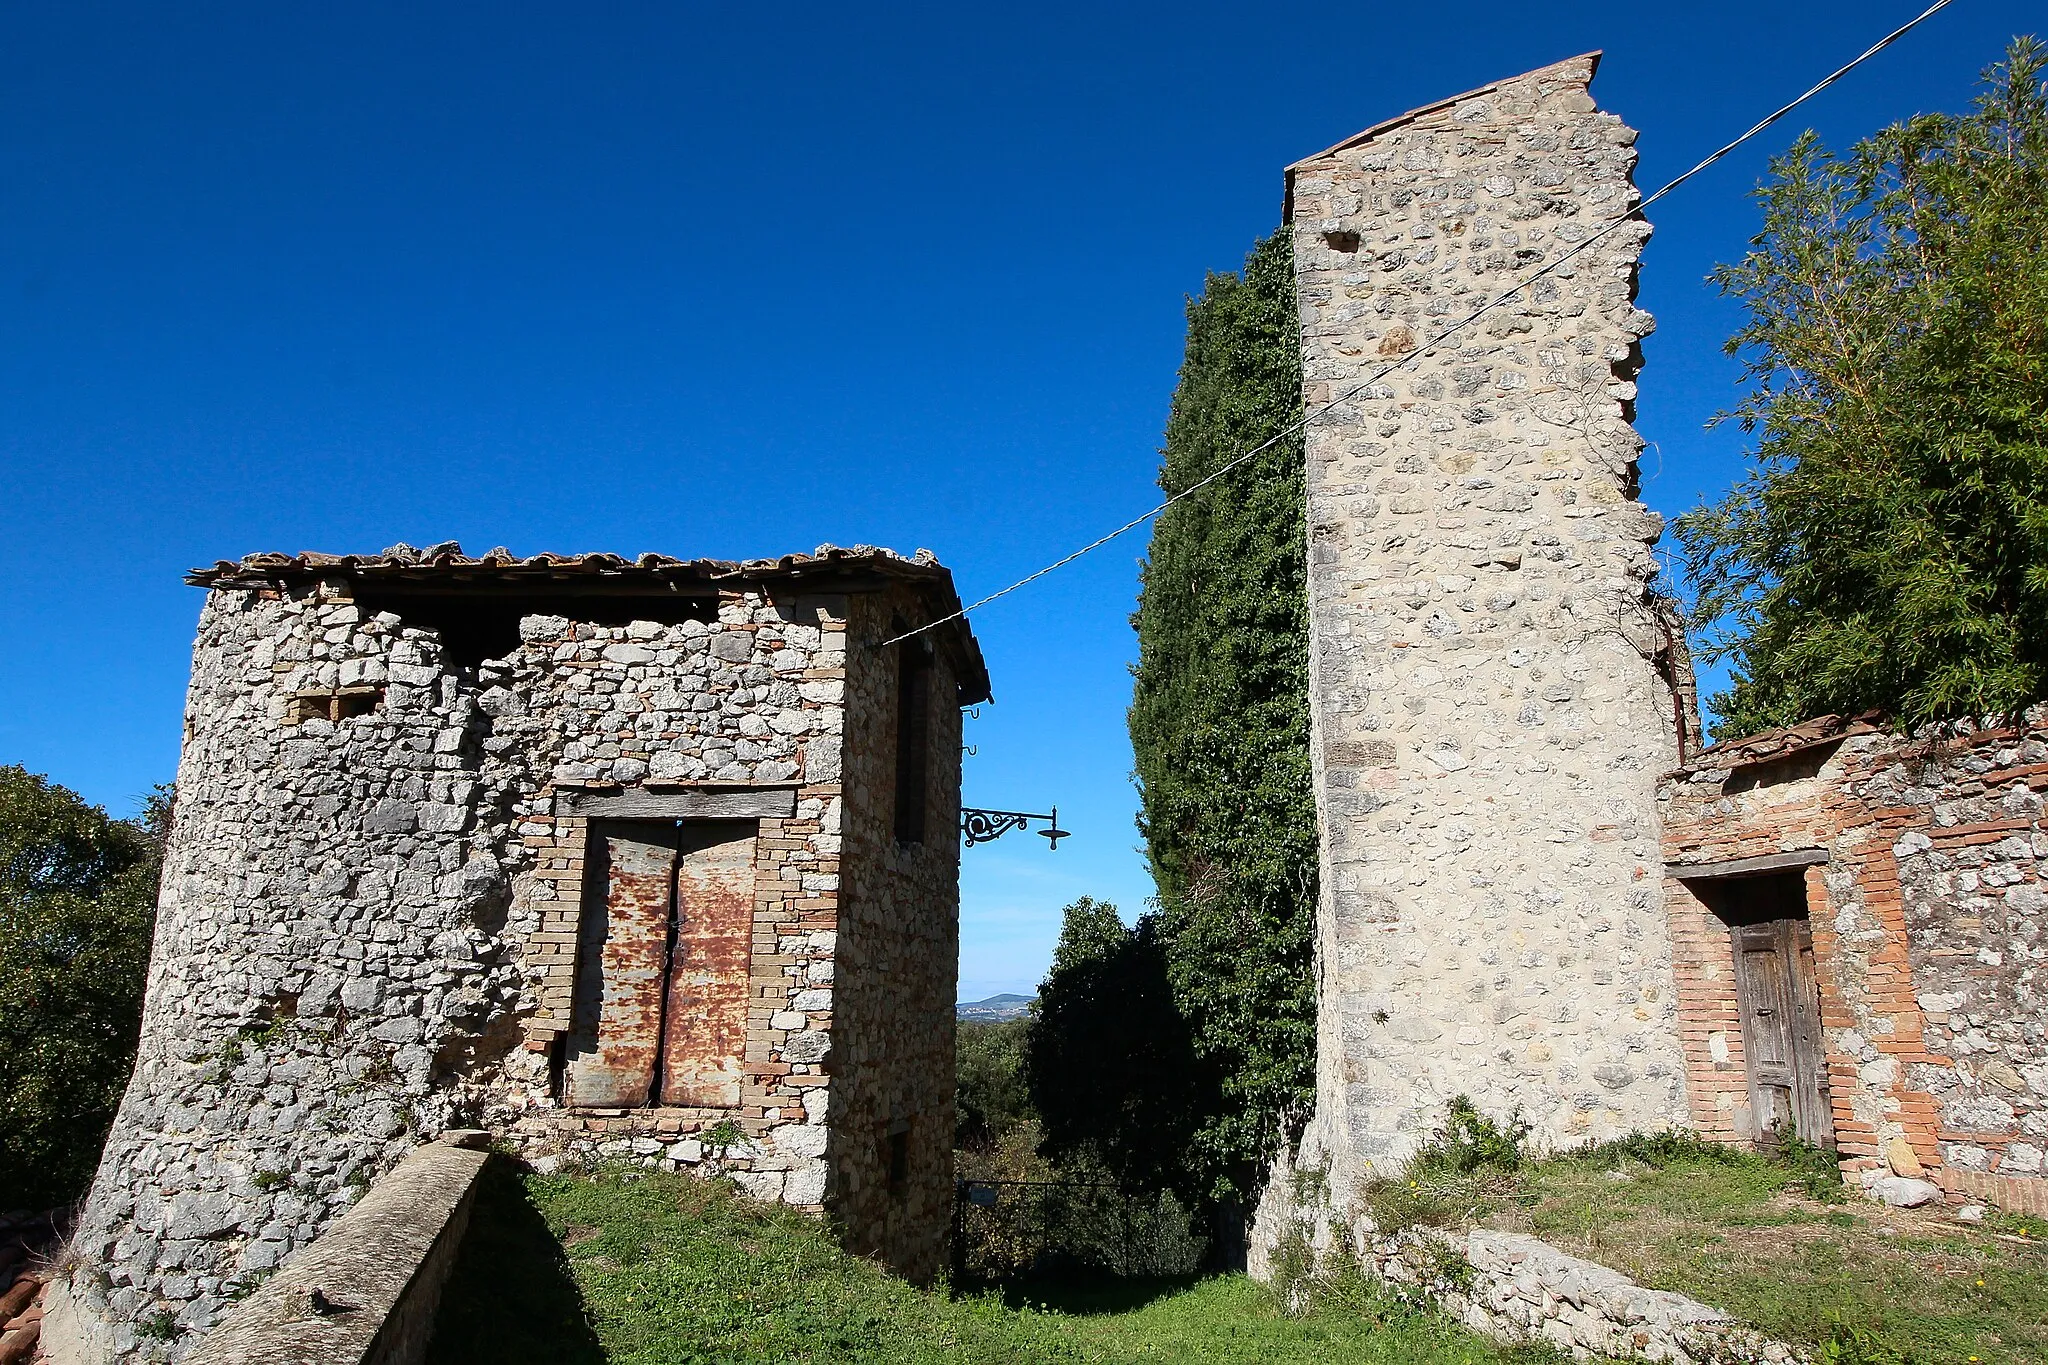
[[960, 806, 1068, 849]]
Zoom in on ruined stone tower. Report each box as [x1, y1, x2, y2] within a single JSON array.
[[1255, 54, 1695, 1255], [56, 545, 984, 1360]]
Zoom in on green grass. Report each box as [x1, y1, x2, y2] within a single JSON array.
[[427, 1160, 1538, 1364], [1375, 1140, 2048, 1365]]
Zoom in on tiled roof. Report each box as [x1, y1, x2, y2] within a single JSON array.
[[186, 541, 955, 587], [188, 542, 991, 703], [1683, 712, 1886, 772]]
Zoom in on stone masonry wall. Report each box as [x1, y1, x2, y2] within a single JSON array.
[[63, 558, 969, 1359], [1661, 713, 2048, 1214], [496, 585, 849, 1203], [1267, 53, 1693, 1256], [65, 581, 525, 1362], [829, 587, 964, 1283]]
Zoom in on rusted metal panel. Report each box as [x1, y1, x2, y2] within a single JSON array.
[[659, 824, 756, 1107], [564, 825, 679, 1107]]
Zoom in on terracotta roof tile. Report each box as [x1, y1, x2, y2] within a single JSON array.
[[187, 541, 954, 586], [187, 541, 990, 703], [1682, 712, 1886, 772]]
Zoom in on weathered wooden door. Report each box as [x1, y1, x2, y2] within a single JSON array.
[[564, 821, 755, 1108], [1724, 874, 1835, 1147]]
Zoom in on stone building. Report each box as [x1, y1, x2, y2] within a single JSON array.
[[57, 543, 986, 1360], [1253, 51, 2048, 1267], [1256, 51, 1696, 1260], [1662, 712, 2048, 1216]]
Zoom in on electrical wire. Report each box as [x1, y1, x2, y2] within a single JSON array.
[[884, 0, 1955, 648]]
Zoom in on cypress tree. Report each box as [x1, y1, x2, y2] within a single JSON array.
[[1129, 228, 1317, 1207]]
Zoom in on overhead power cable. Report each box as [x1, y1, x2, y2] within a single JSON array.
[[884, 0, 1955, 648]]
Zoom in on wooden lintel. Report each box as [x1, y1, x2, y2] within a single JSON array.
[[1666, 848, 1830, 881], [555, 787, 799, 820]]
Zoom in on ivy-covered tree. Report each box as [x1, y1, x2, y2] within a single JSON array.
[[1677, 38, 2048, 738], [0, 769, 166, 1207], [1128, 228, 1317, 1209]]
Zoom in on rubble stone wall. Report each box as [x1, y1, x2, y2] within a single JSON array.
[[829, 588, 965, 1283], [1266, 52, 1692, 1261], [496, 585, 849, 1202], [1661, 713, 2048, 1211], [63, 562, 967, 1359]]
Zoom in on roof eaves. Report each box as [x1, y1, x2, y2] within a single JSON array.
[[186, 542, 994, 706]]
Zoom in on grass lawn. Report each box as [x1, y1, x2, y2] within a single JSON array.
[[427, 1160, 1540, 1365], [1375, 1138, 2048, 1365]]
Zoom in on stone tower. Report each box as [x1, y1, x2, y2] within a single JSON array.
[[54, 545, 984, 1361], [1256, 54, 1695, 1257]]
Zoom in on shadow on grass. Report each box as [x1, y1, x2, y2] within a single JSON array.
[[426, 1156, 604, 1365], [986, 1271, 1207, 1316]]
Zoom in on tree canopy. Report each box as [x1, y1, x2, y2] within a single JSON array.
[[0, 768, 165, 1207], [1127, 228, 1317, 1206], [1023, 898, 1203, 1198], [1677, 38, 2048, 738]]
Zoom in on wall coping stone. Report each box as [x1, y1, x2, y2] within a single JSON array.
[[183, 1137, 488, 1365]]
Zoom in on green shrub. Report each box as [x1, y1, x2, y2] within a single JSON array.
[[1569, 1128, 1746, 1169], [1358, 1099, 1532, 1233], [1770, 1127, 1846, 1199], [954, 1122, 1209, 1283], [1819, 1314, 1915, 1365], [1410, 1097, 1531, 1179], [0, 768, 165, 1207]]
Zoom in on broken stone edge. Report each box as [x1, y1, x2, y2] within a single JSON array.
[[1357, 1225, 1804, 1364]]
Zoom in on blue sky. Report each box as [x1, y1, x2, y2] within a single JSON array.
[[1, 1, 2034, 1000]]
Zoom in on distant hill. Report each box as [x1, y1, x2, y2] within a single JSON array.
[[956, 993, 1035, 1022]]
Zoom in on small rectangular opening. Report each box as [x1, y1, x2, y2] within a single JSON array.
[[893, 640, 932, 846], [1723, 740, 1842, 795], [352, 587, 719, 669], [289, 688, 385, 725], [886, 1123, 910, 1198], [336, 689, 382, 720]]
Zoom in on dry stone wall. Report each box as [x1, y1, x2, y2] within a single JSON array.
[[1266, 54, 1694, 1254], [1256, 1183, 1800, 1365], [60, 548, 980, 1360]]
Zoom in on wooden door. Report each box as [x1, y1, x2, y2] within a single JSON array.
[[1725, 875, 1835, 1147], [563, 820, 757, 1109]]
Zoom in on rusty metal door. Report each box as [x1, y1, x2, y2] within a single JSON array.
[[565, 825, 681, 1107], [1725, 874, 1835, 1147], [658, 825, 755, 1107], [563, 821, 757, 1109]]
